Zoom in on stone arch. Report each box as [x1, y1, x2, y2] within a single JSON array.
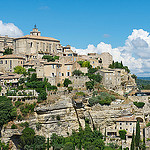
[[136, 117, 143, 122]]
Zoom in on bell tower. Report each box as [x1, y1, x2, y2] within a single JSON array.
[[30, 25, 41, 36]]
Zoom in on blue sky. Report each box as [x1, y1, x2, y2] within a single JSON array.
[[1, 0, 150, 76], [1, 0, 150, 48]]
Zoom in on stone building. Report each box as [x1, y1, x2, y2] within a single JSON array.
[[0, 35, 14, 51], [0, 55, 25, 72], [13, 26, 62, 60]]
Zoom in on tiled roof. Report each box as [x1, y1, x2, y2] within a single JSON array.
[[0, 55, 25, 59], [14, 35, 60, 42], [116, 115, 136, 122]]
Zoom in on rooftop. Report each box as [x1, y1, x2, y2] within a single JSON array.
[[0, 55, 25, 59]]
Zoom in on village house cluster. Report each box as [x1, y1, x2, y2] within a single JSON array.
[[0, 26, 136, 95]]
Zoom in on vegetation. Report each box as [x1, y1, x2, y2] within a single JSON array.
[[88, 92, 115, 106], [72, 70, 84, 76], [85, 81, 94, 91], [19, 122, 29, 128], [0, 140, 9, 150], [14, 66, 27, 75], [130, 130, 135, 150], [146, 122, 150, 127], [68, 86, 73, 93], [42, 55, 59, 62], [133, 102, 145, 108], [109, 61, 130, 73], [3, 48, 13, 55], [119, 130, 127, 140], [15, 101, 22, 107], [63, 78, 72, 87], [11, 124, 17, 129], [78, 61, 91, 68], [76, 92, 85, 96], [0, 96, 17, 128], [131, 74, 137, 80], [136, 78, 150, 90], [135, 121, 140, 149]]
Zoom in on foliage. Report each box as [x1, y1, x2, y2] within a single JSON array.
[[88, 68, 98, 74], [18, 114, 23, 121], [20, 103, 35, 116], [36, 122, 42, 131], [136, 78, 150, 90], [20, 127, 35, 148], [76, 92, 85, 96], [133, 102, 145, 108], [11, 124, 17, 129], [68, 86, 73, 93], [131, 74, 137, 80], [0, 86, 2, 92], [119, 130, 127, 140], [56, 115, 60, 120], [77, 61, 84, 67], [88, 92, 115, 106], [15, 101, 22, 107], [28, 68, 36, 72], [50, 122, 104, 150], [0, 140, 9, 150], [38, 90, 47, 102], [85, 81, 94, 91], [107, 143, 119, 149], [0, 96, 17, 128], [57, 83, 61, 87], [146, 122, 150, 127], [42, 55, 59, 62], [130, 130, 135, 150], [87, 73, 102, 83], [109, 61, 130, 73], [19, 122, 29, 128], [3, 48, 13, 55], [72, 70, 84, 76], [63, 78, 72, 87], [135, 121, 140, 148], [14, 66, 27, 75]]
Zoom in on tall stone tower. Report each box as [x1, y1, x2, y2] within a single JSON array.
[[30, 25, 41, 36]]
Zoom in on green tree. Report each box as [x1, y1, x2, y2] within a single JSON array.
[[119, 130, 127, 140], [37, 90, 47, 102], [68, 86, 73, 93], [20, 127, 35, 148], [42, 55, 55, 62], [85, 81, 94, 91], [82, 61, 91, 68], [0, 86, 2, 93], [63, 142, 74, 150], [135, 121, 140, 149], [0, 96, 17, 129], [3, 48, 13, 55], [30, 73, 37, 82], [131, 74, 137, 81], [63, 78, 72, 87], [130, 130, 135, 150], [72, 70, 83, 76], [47, 138, 50, 150], [14, 66, 27, 75]]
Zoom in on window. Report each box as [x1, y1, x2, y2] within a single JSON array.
[[5, 60, 7, 64], [93, 61, 94, 64], [130, 123, 132, 125], [62, 73, 64, 76], [10, 60, 12, 69], [0, 60, 3, 64], [120, 123, 122, 125], [74, 58, 76, 61], [120, 127, 122, 129], [52, 73, 54, 77], [31, 42, 32, 47], [68, 54, 72, 56], [67, 65, 70, 70], [126, 122, 128, 125], [59, 72, 61, 76], [52, 65, 55, 69], [67, 72, 70, 76]]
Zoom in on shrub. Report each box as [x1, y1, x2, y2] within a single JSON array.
[[63, 78, 72, 87], [56, 115, 60, 120], [68, 86, 73, 93], [36, 122, 42, 131], [57, 83, 61, 87], [18, 114, 23, 121], [146, 122, 150, 127], [119, 129, 127, 140], [15, 101, 22, 107], [11, 124, 17, 129], [76, 92, 85, 96], [72, 70, 83, 76], [133, 102, 145, 108], [19, 122, 29, 128]]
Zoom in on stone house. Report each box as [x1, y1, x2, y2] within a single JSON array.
[[0, 55, 25, 72]]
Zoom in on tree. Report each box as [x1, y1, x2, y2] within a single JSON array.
[[82, 61, 91, 68], [63, 78, 72, 87], [131, 130, 135, 150], [3, 48, 13, 55], [131, 74, 137, 81], [0, 96, 17, 129], [42, 55, 55, 62], [0, 86, 2, 93], [119, 130, 127, 140], [85, 81, 94, 91], [38, 90, 47, 102], [47, 138, 50, 150], [63, 142, 74, 150], [20, 127, 35, 148], [72, 70, 83, 76], [30, 73, 37, 82], [135, 121, 140, 149], [68, 86, 73, 93], [14, 66, 27, 75]]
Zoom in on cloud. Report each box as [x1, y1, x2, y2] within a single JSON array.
[[72, 29, 150, 76], [103, 34, 110, 38], [0, 20, 23, 37]]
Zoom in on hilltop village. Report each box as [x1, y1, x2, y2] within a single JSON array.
[[0, 26, 150, 150]]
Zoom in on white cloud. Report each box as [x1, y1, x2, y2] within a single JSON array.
[[0, 20, 23, 37], [72, 29, 150, 77]]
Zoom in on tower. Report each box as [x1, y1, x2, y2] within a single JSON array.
[[30, 25, 41, 36]]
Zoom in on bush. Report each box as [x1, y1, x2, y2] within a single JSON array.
[[119, 130, 127, 140], [18, 114, 23, 121], [76, 92, 85, 96], [36, 122, 42, 131], [72, 70, 83, 76], [15, 101, 22, 107], [63, 78, 72, 87], [11, 124, 17, 129], [146, 122, 150, 127], [57, 83, 61, 87], [19, 122, 29, 128], [133, 102, 145, 108], [56, 115, 60, 120]]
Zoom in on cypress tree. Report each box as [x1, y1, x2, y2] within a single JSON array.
[[47, 137, 50, 150], [131, 129, 135, 150], [135, 121, 140, 149]]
